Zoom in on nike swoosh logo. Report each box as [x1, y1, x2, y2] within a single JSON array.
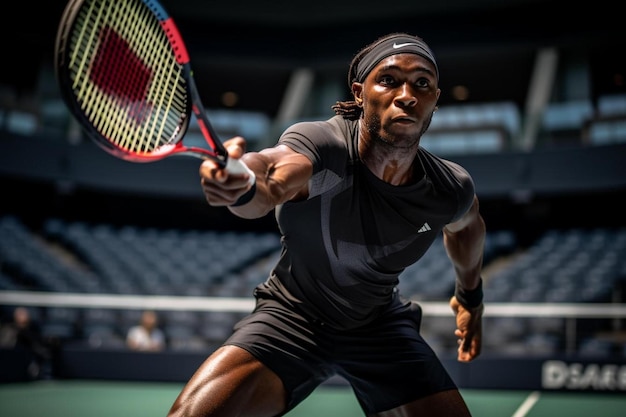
[[393, 42, 421, 49]]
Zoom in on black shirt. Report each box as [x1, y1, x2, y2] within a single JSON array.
[[266, 115, 475, 330]]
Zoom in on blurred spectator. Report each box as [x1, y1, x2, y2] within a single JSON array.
[[0, 306, 52, 379], [126, 310, 166, 352]]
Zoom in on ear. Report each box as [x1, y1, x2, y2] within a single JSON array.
[[352, 82, 363, 105]]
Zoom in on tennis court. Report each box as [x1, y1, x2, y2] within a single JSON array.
[[1, 380, 624, 417]]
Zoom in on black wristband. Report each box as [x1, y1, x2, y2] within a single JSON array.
[[229, 181, 257, 207], [454, 278, 483, 309]]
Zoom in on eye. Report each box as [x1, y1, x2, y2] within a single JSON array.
[[416, 78, 430, 89], [379, 74, 396, 86]]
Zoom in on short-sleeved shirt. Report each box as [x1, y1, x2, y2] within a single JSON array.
[[268, 115, 475, 330], [225, 115, 475, 413], [126, 326, 166, 351]]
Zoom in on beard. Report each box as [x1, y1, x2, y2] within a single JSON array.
[[362, 110, 435, 150]]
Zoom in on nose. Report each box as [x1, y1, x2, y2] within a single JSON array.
[[394, 83, 417, 107]]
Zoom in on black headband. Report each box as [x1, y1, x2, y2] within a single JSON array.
[[355, 36, 439, 83]]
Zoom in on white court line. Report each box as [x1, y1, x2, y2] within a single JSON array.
[[512, 391, 541, 417]]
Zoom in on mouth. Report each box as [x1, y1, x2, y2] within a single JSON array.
[[391, 115, 416, 124]]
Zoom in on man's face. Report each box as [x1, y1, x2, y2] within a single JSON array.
[[355, 53, 440, 148], [14, 308, 30, 328]]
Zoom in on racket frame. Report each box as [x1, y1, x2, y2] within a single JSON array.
[[54, 0, 230, 169]]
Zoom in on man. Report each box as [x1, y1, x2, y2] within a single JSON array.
[[168, 32, 486, 417], [126, 310, 166, 352], [0, 307, 52, 379]]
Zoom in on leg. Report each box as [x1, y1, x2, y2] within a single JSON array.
[[368, 389, 471, 417], [167, 345, 287, 417]]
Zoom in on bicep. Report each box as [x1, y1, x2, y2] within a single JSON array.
[[443, 195, 486, 275], [443, 195, 486, 262], [444, 195, 480, 234]]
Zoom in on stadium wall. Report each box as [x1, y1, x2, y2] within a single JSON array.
[[3, 347, 625, 393]]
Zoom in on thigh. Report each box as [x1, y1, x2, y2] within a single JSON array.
[[167, 345, 287, 417], [337, 299, 458, 413], [369, 389, 472, 417], [225, 296, 335, 411]]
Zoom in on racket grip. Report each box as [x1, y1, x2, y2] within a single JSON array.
[[226, 157, 256, 186]]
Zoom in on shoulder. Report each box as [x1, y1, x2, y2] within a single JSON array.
[[127, 326, 143, 336], [418, 147, 473, 188], [418, 148, 475, 220], [280, 116, 355, 145], [278, 116, 356, 168]]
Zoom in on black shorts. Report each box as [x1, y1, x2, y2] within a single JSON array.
[[224, 283, 457, 415]]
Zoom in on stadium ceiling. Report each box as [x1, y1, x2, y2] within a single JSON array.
[[25, 0, 624, 64], [157, 0, 621, 56], [7, 0, 624, 114], [163, 0, 533, 27]]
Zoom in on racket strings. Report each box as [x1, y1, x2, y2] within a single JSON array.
[[143, 17, 185, 152], [68, 0, 188, 154]]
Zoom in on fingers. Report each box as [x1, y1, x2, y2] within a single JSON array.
[[199, 137, 252, 206], [200, 165, 252, 206], [457, 340, 478, 362], [200, 137, 247, 177], [456, 328, 481, 362], [451, 297, 483, 362]]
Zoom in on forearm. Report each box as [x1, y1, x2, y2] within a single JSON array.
[[443, 198, 486, 292], [228, 148, 312, 219]]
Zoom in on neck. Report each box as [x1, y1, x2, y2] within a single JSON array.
[[358, 133, 420, 186]]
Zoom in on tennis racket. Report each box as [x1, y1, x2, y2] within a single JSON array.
[[54, 0, 255, 183]]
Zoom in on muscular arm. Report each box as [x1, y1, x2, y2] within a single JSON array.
[[199, 137, 313, 219], [443, 195, 486, 362], [443, 195, 485, 292]]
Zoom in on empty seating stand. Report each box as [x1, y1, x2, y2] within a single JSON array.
[[583, 94, 626, 145], [541, 99, 594, 145], [485, 228, 626, 304], [185, 110, 271, 151], [41, 219, 281, 297], [1, 214, 624, 358], [420, 101, 521, 156]]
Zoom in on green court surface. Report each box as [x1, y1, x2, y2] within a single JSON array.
[[0, 380, 624, 417]]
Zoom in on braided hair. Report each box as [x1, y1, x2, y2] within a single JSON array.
[[332, 32, 431, 121]]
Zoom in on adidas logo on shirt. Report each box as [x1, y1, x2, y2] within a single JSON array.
[[418, 222, 431, 233]]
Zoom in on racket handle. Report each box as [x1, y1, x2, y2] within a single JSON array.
[[226, 157, 256, 186]]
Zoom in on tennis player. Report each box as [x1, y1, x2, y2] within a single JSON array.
[[169, 32, 486, 417]]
